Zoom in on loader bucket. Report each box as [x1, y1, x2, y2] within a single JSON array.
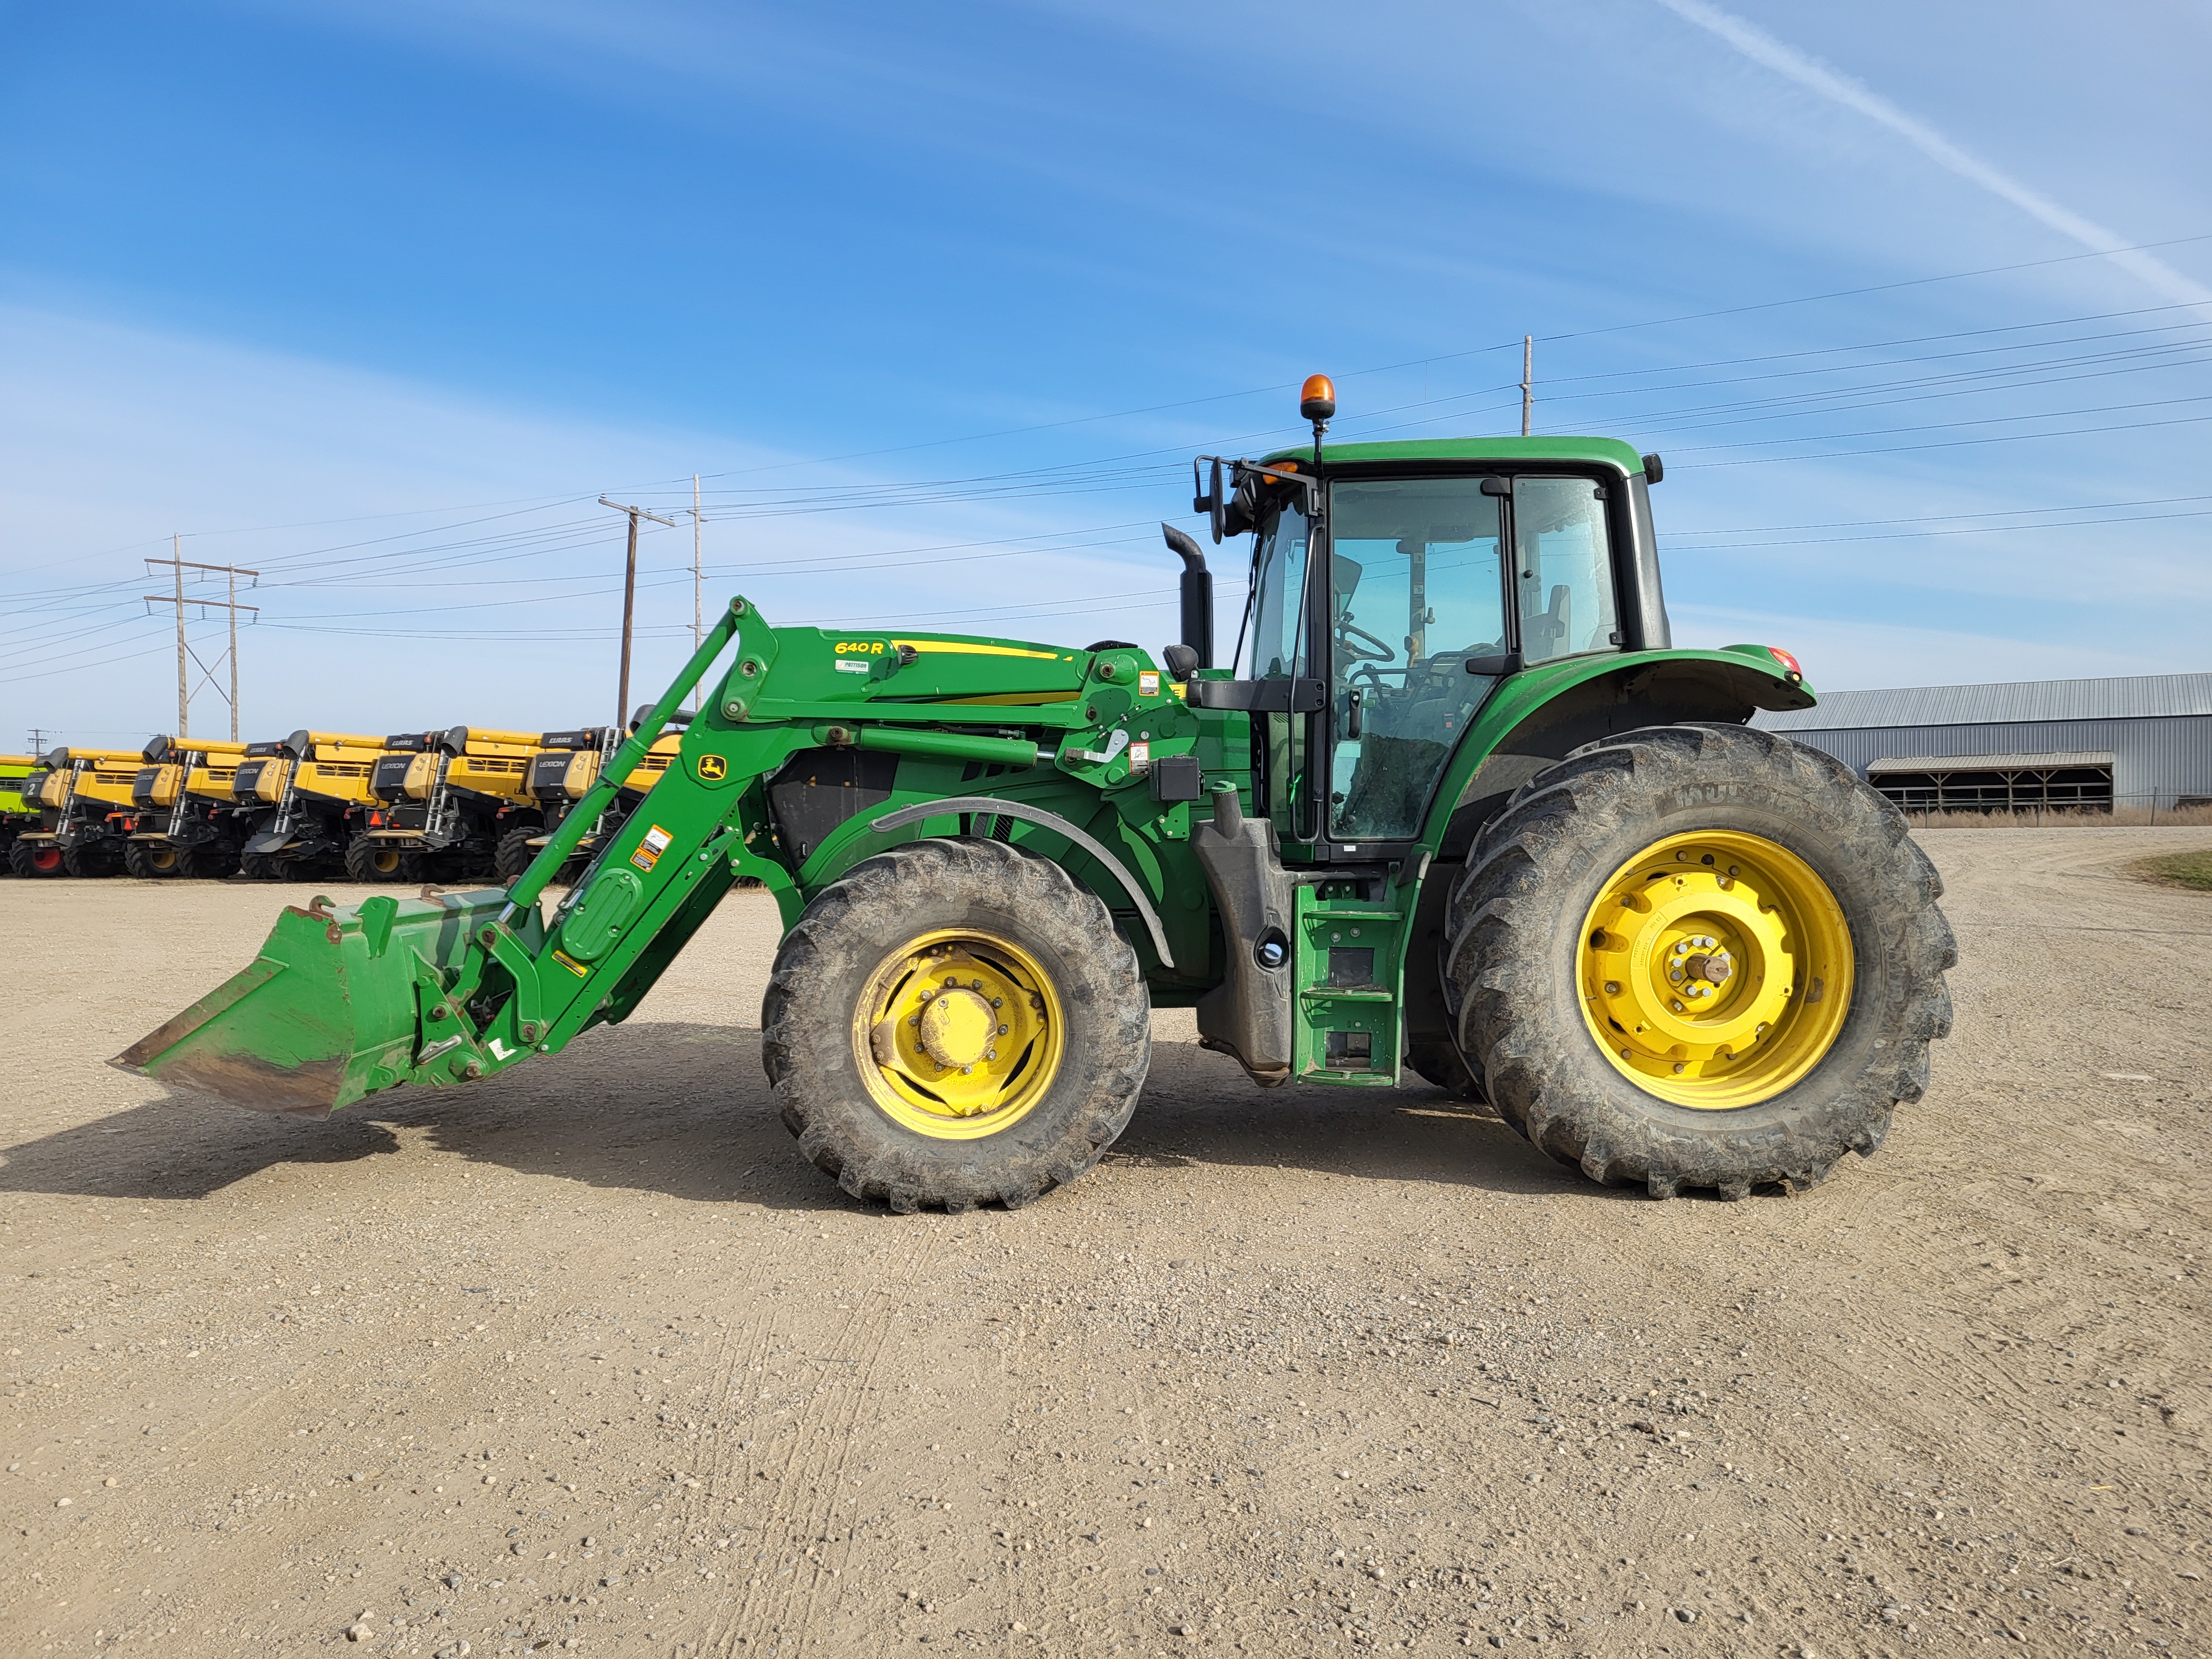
[[112, 889, 509, 1118]]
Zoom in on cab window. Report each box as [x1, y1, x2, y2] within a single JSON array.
[[1514, 477, 1619, 664]]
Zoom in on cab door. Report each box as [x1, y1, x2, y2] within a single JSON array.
[[1321, 477, 1509, 849]]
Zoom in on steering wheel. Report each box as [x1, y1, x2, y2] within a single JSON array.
[[1334, 618, 1397, 664]]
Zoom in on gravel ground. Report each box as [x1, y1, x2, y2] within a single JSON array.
[[3, 826, 2208, 1658]]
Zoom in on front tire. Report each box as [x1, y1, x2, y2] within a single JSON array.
[[762, 836, 1151, 1211], [1443, 723, 1954, 1199]]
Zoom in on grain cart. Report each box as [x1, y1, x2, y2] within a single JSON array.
[[1, 754, 40, 873], [233, 731, 388, 879], [118, 389, 1954, 1206], [13, 747, 148, 876], [126, 736, 253, 877], [502, 722, 687, 880], [354, 726, 544, 882]]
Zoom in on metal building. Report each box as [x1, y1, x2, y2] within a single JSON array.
[[1751, 672, 2212, 815]]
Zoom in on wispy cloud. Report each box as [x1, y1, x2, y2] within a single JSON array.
[[1655, 0, 2212, 313]]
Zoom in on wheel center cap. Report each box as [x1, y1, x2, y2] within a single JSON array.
[[917, 988, 996, 1068]]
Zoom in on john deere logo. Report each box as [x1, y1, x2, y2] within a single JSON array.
[[697, 754, 728, 781]]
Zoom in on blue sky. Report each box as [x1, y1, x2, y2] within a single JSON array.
[[3, 0, 2208, 744]]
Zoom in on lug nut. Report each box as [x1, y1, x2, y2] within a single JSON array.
[[1671, 999, 1685, 1012], [997, 1024, 1009, 1035], [1603, 980, 1620, 995]]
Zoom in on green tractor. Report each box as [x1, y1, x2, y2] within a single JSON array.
[[117, 384, 1953, 1206]]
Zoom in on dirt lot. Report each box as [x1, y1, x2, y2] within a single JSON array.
[[3, 827, 2208, 1658]]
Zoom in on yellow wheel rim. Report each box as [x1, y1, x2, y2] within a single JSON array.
[[851, 927, 1065, 1139], [1577, 831, 1853, 1110], [149, 846, 179, 872], [373, 848, 403, 874]]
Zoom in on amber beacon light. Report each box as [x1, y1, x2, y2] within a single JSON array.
[[1299, 374, 1337, 422]]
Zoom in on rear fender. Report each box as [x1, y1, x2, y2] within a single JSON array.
[[1400, 646, 1813, 1063], [1418, 647, 1812, 858]]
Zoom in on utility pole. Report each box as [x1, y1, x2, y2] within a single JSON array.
[[145, 552, 259, 740], [27, 728, 51, 757], [1520, 336, 1533, 437], [690, 475, 705, 713], [599, 495, 677, 728], [173, 534, 185, 735]]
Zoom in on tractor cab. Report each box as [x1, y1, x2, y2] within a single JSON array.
[[1191, 383, 1672, 861]]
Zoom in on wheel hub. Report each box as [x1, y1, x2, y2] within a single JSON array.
[[854, 933, 1063, 1135], [1578, 831, 1853, 1109], [916, 984, 998, 1069]]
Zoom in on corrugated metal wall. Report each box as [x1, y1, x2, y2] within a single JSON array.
[[1751, 714, 2212, 808]]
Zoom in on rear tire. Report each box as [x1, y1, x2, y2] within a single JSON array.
[[237, 851, 284, 881], [343, 835, 422, 883], [763, 836, 1151, 1212], [1443, 723, 1954, 1199], [62, 840, 122, 878], [10, 838, 66, 878], [123, 840, 184, 879]]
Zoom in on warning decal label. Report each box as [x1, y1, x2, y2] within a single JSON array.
[[630, 823, 673, 873]]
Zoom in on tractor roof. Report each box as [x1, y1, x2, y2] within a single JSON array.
[[1261, 435, 1647, 472]]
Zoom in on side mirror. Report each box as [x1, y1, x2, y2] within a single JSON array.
[[1191, 457, 1226, 545], [1464, 650, 1522, 678]]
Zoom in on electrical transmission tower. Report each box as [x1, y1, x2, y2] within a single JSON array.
[[144, 535, 259, 739]]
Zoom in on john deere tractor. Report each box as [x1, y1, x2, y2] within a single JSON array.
[[119, 383, 1953, 1206]]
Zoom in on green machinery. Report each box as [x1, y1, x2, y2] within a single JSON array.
[[117, 385, 1954, 1206], [1, 754, 39, 874]]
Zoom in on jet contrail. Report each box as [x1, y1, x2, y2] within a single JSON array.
[[1656, 0, 2212, 311]]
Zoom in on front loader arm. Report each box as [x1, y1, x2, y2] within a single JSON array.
[[114, 594, 1224, 1115], [114, 598, 797, 1114]]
